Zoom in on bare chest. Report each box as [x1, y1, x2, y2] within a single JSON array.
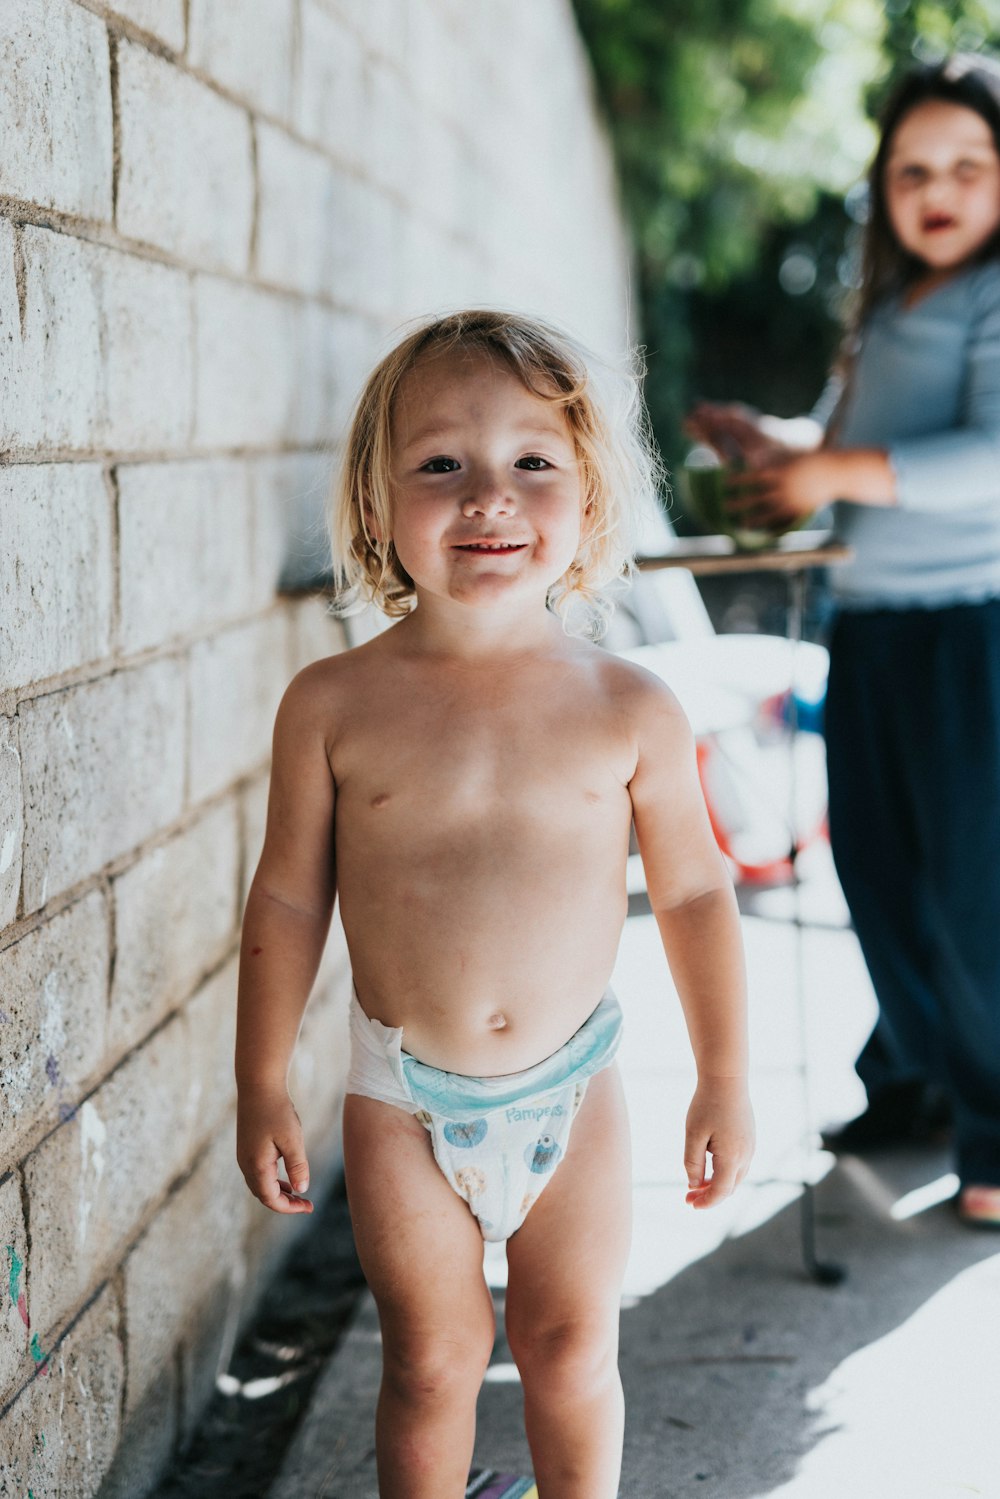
[[332, 673, 633, 839]]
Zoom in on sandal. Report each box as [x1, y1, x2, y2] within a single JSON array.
[[957, 1184, 1000, 1229]]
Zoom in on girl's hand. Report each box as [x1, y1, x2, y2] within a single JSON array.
[[684, 1076, 755, 1209], [726, 447, 896, 528], [237, 1087, 314, 1214], [685, 401, 791, 467]]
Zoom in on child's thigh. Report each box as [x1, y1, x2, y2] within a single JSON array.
[[343, 1094, 493, 1336], [505, 1064, 632, 1328]]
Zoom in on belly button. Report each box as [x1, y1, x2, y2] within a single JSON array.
[[371, 793, 390, 809], [487, 1012, 508, 1031]]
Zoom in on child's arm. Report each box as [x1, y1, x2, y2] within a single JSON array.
[[236, 667, 338, 1215], [627, 676, 755, 1208]]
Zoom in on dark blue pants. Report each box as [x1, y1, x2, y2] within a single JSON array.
[[825, 599, 1000, 1186]]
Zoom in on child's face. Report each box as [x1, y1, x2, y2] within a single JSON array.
[[885, 100, 1000, 273], [387, 353, 585, 612]]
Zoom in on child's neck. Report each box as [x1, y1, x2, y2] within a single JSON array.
[[398, 594, 566, 663]]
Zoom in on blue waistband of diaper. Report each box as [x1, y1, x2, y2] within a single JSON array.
[[400, 991, 623, 1122]]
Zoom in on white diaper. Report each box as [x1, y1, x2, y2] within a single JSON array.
[[345, 988, 623, 1242]]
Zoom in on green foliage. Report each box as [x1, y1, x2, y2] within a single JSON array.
[[881, 0, 1000, 73], [573, 0, 883, 286], [571, 0, 1000, 467]]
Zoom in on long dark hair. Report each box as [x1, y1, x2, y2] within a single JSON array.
[[856, 53, 1000, 328]]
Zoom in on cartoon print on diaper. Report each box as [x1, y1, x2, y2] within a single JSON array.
[[443, 1118, 488, 1148], [454, 1166, 487, 1199], [525, 1134, 562, 1174]]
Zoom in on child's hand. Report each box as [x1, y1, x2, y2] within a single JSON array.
[[683, 1077, 755, 1209], [237, 1087, 314, 1214]]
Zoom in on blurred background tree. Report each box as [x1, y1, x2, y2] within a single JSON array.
[[572, 0, 1000, 485]]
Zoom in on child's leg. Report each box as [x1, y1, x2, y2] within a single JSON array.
[[344, 1094, 496, 1499], [504, 1064, 632, 1499]]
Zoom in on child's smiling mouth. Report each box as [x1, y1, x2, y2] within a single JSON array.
[[922, 212, 958, 231], [454, 541, 529, 553]]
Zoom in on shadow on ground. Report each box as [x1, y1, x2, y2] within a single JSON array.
[[472, 1151, 1000, 1499]]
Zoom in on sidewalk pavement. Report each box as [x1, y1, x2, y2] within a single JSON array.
[[270, 844, 1000, 1499]]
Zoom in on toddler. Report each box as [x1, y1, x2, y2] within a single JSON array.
[[236, 310, 755, 1498]]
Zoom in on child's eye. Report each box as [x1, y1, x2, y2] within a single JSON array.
[[894, 165, 927, 186], [955, 159, 986, 181], [421, 456, 460, 474], [515, 455, 551, 471]]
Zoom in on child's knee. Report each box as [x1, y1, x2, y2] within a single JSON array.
[[381, 1325, 493, 1405], [508, 1314, 619, 1399]]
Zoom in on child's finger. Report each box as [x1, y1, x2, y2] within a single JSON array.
[[254, 1165, 313, 1215], [242, 1143, 313, 1215], [278, 1141, 311, 1197], [276, 1179, 314, 1212], [275, 1124, 312, 1204], [684, 1138, 707, 1197], [688, 1145, 754, 1208]]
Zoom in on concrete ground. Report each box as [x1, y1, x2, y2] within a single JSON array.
[[269, 841, 1000, 1499]]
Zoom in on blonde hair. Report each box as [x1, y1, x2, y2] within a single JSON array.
[[329, 309, 663, 639]]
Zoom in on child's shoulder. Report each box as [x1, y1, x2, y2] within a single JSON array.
[[589, 646, 690, 731], [277, 633, 391, 727]]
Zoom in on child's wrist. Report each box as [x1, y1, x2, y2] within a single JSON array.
[[236, 1069, 291, 1098]]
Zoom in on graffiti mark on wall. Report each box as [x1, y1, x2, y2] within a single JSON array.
[[6, 1244, 29, 1329]]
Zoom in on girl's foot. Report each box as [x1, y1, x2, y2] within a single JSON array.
[[957, 1185, 1000, 1229]]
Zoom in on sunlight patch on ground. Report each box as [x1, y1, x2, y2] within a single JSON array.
[[765, 1254, 1000, 1498], [891, 1173, 961, 1222], [482, 1363, 522, 1384]]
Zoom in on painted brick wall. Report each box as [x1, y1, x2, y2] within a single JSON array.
[[0, 1, 632, 1492]]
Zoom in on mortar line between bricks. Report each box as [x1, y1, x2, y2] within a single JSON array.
[[0, 197, 375, 315], [8, 977, 243, 1195], [108, 29, 121, 224], [0, 776, 267, 958], [248, 117, 260, 277], [105, 463, 122, 653], [111, 1266, 130, 1442], [71, 0, 501, 174], [0, 1100, 250, 1427], [103, 867, 118, 1036], [0, 439, 333, 466], [0, 1270, 120, 1422], [1, 107, 493, 282], [6, 596, 299, 712], [12, 225, 27, 339]]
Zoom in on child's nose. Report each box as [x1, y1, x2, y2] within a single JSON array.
[[462, 478, 515, 516], [923, 170, 953, 202]]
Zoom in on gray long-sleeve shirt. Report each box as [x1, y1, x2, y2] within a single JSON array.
[[830, 260, 1000, 608]]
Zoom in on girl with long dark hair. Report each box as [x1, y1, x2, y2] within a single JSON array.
[[689, 53, 1000, 1227]]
